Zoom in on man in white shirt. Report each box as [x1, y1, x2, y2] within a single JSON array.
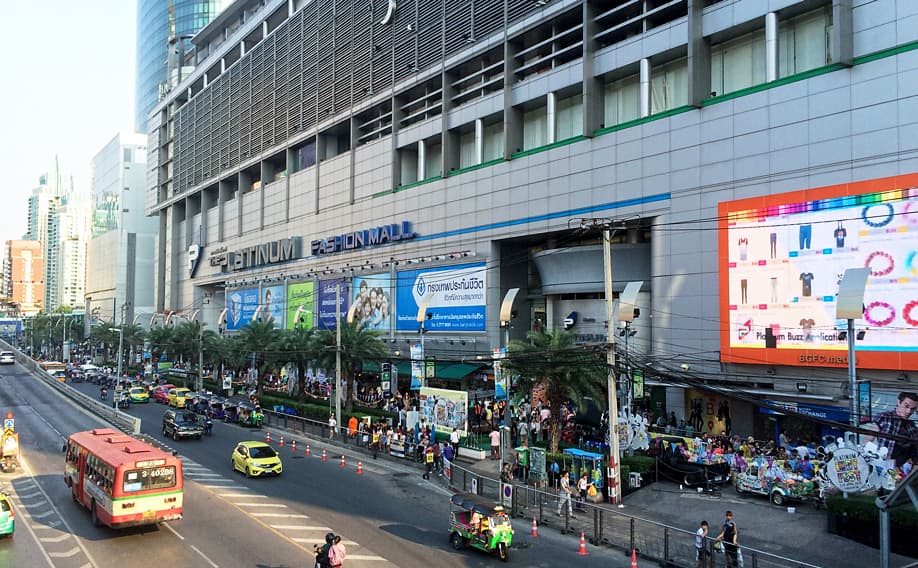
[[557, 471, 574, 518], [695, 520, 708, 567], [450, 428, 461, 457]]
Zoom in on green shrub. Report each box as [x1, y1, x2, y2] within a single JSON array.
[[622, 455, 656, 475], [826, 493, 918, 529]]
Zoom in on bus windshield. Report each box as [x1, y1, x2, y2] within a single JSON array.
[[122, 466, 177, 493]]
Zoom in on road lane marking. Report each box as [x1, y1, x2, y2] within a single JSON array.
[[164, 522, 185, 540], [217, 493, 266, 498], [236, 502, 288, 507], [184, 472, 224, 477], [17, 490, 42, 498], [48, 547, 81, 558], [251, 513, 309, 518], [29, 509, 55, 519], [191, 545, 220, 568], [272, 525, 332, 530], [346, 555, 389, 561], [39, 534, 72, 543]]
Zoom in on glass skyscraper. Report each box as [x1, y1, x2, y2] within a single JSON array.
[[134, 0, 226, 133]]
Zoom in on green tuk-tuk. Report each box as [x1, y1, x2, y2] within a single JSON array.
[[448, 494, 513, 562], [238, 401, 264, 427]]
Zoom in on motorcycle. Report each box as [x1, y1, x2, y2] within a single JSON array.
[[100, 388, 108, 401], [204, 417, 214, 436]]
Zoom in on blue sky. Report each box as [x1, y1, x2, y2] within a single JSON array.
[[0, 1, 137, 244]]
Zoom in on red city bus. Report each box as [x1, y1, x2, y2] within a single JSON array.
[[64, 428, 183, 528]]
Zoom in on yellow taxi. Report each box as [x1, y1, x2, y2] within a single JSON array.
[[128, 387, 150, 403], [167, 387, 192, 408], [231, 441, 283, 478]]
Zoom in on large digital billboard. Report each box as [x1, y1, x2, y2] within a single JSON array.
[[719, 173, 918, 370], [225, 287, 259, 331], [396, 263, 487, 332], [286, 282, 315, 330], [352, 273, 392, 331]]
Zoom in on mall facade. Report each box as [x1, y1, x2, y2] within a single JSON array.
[[147, 0, 918, 442]]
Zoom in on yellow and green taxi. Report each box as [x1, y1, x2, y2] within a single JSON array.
[[168, 387, 192, 408], [128, 387, 150, 403], [231, 441, 283, 478], [0, 491, 14, 537]]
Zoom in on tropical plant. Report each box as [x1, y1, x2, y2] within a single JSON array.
[[316, 320, 389, 413], [278, 327, 320, 402], [235, 320, 282, 394], [145, 326, 175, 363], [503, 329, 607, 454]]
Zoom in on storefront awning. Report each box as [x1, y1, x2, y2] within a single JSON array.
[[396, 361, 413, 376], [362, 361, 381, 373]]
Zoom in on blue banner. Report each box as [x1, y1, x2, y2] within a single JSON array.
[[352, 273, 392, 331], [261, 284, 286, 328], [225, 288, 259, 331], [395, 263, 487, 332], [317, 279, 350, 330]]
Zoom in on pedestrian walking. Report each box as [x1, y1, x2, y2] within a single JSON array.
[[716, 511, 739, 568], [450, 427, 461, 456], [556, 471, 574, 518], [695, 520, 709, 568], [576, 472, 589, 511], [489, 427, 501, 460], [423, 444, 435, 479], [328, 413, 337, 439]]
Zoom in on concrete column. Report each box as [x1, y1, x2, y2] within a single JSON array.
[[240, 42, 246, 58], [221, 58, 226, 73], [474, 119, 484, 165], [640, 58, 651, 118], [546, 92, 557, 144], [263, 21, 269, 39], [503, 35, 522, 158], [832, 0, 854, 66], [765, 12, 779, 82], [687, 0, 711, 107], [581, 1, 603, 135], [417, 139, 427, 181]]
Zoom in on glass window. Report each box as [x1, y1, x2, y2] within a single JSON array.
[[482, 122, 504, 162], [522, 104, 548, 151], [779, 9, 831, 77], [423, 141, 442, 179], [711, 32, 766, 96], [555, 93, 583, 140], [296, 141, 316, 171], [604, 74, 640, 127], [651, 58, 688, 113], [459, 129, 477, 169]]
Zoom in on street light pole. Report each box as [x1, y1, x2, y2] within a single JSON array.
[[602, 227, 622, 505], [335, 283, 342, 431]]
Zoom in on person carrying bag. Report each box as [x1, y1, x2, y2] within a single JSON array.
[[328, 535, 347, 567]]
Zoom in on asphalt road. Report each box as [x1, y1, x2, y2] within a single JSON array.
[[0, 366, 652, 567]]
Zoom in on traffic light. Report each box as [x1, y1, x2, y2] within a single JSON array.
[[381, 362, 391, 383]]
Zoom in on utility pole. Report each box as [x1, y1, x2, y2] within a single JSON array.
[[602, 226, 622, 506], [335, 283, 342, 431]]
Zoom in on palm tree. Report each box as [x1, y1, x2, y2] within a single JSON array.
[[316, 320, 389, 413], [236, 320, 281, 394], [503, 329, 607, 454], [278, 327, 320, 402], [146, 326, 175, 363], [172, 321, 218, 387]]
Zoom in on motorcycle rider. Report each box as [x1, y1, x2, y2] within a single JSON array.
[[313, 532, 335, 568], [100, 386, 108, 401], [204, 415, 214, 435]]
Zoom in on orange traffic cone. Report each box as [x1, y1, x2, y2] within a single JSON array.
[[357, 461, 363, 474], [630, 549, 638, 567], [279, 435, 285, 447], [531, 516, 538, 537], [340, 454, 346, 467], [265, 431, 271, 443], [577, 532, 588, 556], [321, 448, 327, 461], [305, 444, 311, 457], [291, 439, 297, 452]]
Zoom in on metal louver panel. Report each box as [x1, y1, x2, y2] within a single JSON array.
[[444, 0, 473, 57], [416, 1, 442, 70], [474, 0, 504, 39]]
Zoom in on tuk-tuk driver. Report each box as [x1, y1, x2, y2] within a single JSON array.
[[478, 514, 490, 538]]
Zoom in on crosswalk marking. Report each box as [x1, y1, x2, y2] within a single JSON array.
[[251, 513, 309, 518], [39, 534, 72, 543], [236, 502, 288, 507], [218, 493, 265, 498], [48, 547, 81, 558], [271, 525, 331, 530]]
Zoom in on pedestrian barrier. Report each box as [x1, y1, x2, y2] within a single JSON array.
[[531, 516, 538, 537], [357, 460, 363, 474], [305, 444, 311, 457], [578, 532, 588, 556], [321, 448, 327, 461], [279, 435, 285, 447], [340, 454, 346, 467]]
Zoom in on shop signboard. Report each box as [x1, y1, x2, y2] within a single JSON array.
[[493, 347, 507, 400], [410, 343, 423, 390], [225, 287, 259, 331], [352, 273, 392, 331], [260, 284, 285, 328], [719, 174, 918, 371], [395, 263, 486, 331], [286, 282, 315, 330], [419, 387, 469, 437], [317, 279, 350, 330]]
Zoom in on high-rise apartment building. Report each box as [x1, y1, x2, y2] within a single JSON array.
[[134, 0, 229, 133], [86, 132, 156, 326], [5, 240, 45, 316], [49, 194, 91, 310], [25, 159, 75, 311]]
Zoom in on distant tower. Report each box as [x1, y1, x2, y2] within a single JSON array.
[[134, 0, 228, 133]]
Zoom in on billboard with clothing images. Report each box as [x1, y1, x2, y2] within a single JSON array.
[[419, 387, 469, 437], [225, 287, 259, 331], [395, 263, 486, 331], [352, 273, 392, 331], [286, 281, 315, 330], [719, 173, 918, 371]]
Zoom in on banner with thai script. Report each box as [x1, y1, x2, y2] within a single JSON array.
[[317, 279, 350, 330], [395, 263, 486, 331]]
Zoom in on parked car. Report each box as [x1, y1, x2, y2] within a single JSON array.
[[162, 410, 205, 441]]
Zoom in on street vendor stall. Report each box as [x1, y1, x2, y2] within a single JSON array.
[[562, 448, 605, 487]]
